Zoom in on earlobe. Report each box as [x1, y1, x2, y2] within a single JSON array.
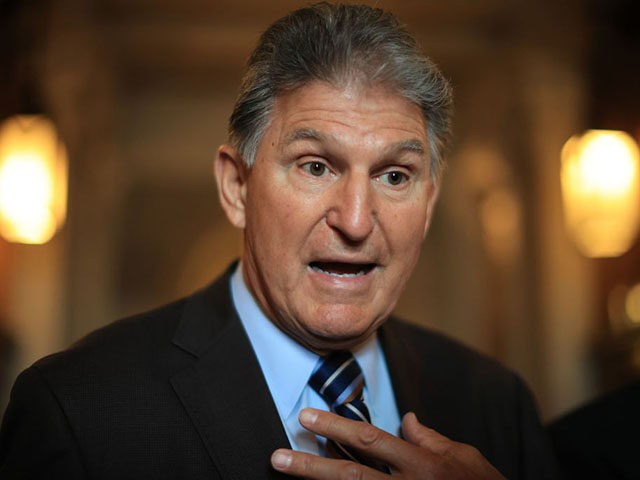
[[214, 144, 248, 229]]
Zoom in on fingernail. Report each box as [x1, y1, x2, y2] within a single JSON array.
[[299, 408, 318, 426], [271, 450, 292, 469]]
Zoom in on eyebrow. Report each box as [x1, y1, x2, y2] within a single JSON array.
[[283, 127, 426, 158], [283, 128, 328, 146], [383, 139, 425, 158]]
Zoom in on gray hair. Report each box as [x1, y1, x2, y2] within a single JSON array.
[[228, 2, 453, 178]]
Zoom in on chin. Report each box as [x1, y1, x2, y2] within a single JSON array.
[[307, 314, 378, 344]]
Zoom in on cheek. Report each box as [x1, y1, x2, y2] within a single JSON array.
[[389, 204, 428, 254], [250, 193, 304, 258]]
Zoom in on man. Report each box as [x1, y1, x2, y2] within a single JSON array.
[[0, 3, 557, 479]]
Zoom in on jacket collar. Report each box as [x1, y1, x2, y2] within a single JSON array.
[[170, 263, 291, 479]]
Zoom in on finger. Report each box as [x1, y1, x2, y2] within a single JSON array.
[[299, 408, 422, 466], [271, 448, 387, 480], [401, 411, 454, 453], [401, 412, 502, 478]]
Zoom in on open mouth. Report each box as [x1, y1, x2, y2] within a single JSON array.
[[309, 261, 376, 278]]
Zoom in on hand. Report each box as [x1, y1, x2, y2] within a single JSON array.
[[271, 408, 506, 479]]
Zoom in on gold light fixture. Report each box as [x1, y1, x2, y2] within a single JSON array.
[[561, 130, 640, 258], [0, 115, 68, 244]]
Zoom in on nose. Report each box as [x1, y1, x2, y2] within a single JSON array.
[[325, 173, 375, 243]]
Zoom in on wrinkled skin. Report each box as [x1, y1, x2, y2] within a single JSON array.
[[215, 81, 439, 354]]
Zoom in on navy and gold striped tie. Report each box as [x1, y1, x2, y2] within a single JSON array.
[[309, 351, 389, 472]]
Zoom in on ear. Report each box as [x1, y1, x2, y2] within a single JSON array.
[[214, 144, 248, 229], [422, 178, 441, 238]]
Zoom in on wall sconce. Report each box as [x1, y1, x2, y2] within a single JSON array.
[[0, 115, 68, 244], [561, 130, 640, 258]]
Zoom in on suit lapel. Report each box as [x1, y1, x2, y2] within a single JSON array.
[[380, 319, 474, 441], [170, 267, 291, 480], [379, 319, 435, 428]]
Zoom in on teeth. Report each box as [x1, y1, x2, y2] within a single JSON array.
[[311, 265, 366, 277]]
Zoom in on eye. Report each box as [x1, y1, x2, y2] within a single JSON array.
[[302, 161, 329, 177], [379, 170, 409, 186]]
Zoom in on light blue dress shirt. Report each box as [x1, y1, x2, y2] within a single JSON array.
[[230, 265, 401, 454]]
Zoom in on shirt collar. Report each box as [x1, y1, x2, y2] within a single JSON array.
[[230, 264, 380, 417]]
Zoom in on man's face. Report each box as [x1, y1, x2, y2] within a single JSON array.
[[218, 81, 439, 353]]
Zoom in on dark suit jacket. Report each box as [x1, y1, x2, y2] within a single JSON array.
[[549, 379, 640, 480], [0, 266, 557, 479]]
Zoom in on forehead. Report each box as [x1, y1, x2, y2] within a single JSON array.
[[264, 81, 428, 150]]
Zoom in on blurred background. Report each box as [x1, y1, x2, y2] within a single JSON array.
[[1, 0, 639, 422]]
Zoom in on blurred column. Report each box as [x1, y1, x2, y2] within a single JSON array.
[[41, 0, 123, 342], [521, 48, 597, 418]]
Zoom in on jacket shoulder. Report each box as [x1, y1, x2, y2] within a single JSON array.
[[382, 318, 557, 480], [383, 318, 521, 387], [35, 297, 189, 376]]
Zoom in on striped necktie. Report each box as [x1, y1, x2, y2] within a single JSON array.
[[309, 351, 389, 472]]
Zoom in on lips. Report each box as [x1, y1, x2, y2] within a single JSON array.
[[309, 261, 376, 278]]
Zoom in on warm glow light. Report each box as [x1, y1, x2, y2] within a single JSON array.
[[0, 115, 68, 244], [561, 130, 640, 258], [627, 283, 640, 325]]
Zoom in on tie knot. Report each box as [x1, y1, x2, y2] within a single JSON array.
[[308, 351, 370, 422]]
